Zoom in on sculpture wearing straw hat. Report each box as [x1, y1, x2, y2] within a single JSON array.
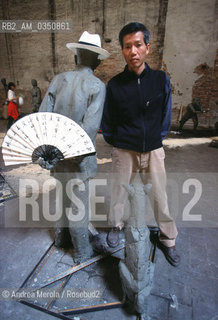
[[66, 31, 110, 60], [39, 31, 110, 264]]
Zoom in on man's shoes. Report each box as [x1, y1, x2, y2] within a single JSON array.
[[157, 240, 180, 267], [106, 227, 120, 248]]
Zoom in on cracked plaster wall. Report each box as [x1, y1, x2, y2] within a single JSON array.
[[162, 0, 217, 110]]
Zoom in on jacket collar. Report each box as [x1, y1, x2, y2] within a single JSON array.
[[123, 62, 150, 80], [75, 65, 94, 74]]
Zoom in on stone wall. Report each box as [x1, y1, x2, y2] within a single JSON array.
[[0, 0, 217, 124], [192, 49, 218, 126], [162, 0, 218, 124]]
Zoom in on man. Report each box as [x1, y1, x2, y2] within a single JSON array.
[[178, 97, 202, 133], [101, 22, 180, 267], [39, 31, 109, 263], [31, 79, 42, 113]]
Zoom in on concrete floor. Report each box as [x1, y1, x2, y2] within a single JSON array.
[[0, 119, 218, 320]]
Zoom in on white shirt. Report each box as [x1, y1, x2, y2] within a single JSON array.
[[8, 89, 17, 102]]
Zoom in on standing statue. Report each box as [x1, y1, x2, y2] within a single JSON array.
[[119, 179, 154, 317], [31, 79, 42, 113], [178, 97, 202, 133], [39, 31, 109, 264]]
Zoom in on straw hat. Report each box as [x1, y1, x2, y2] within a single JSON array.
[[66, 31, 110, 60]]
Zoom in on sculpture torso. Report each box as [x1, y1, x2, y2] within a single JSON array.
[[40, 66, 104, 123], [39, 65, 106, 179]]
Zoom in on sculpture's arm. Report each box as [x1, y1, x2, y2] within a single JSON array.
[[36, 87, 42, 104], [80, 82, 106, 142], [188, 104, 197, 113], [37, 77, 59, 169], [39, 77, 58, 112], [31, 90, 33, 104]]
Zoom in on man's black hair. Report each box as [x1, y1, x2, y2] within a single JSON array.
[[119, 22, 150, 48], [8, 82, 15, 89]]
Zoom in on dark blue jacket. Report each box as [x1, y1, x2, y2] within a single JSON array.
[[101, 63, 172, 153]]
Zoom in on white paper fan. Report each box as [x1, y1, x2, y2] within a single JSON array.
[[2, 112, 96, 166]]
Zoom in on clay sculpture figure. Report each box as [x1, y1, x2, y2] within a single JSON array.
[[119, 179, 154, 315], [39, 31, 109, 264], [178, 97, 202, 133], [31, 79, 42, 113]]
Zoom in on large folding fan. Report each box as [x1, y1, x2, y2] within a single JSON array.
[[2, 112, 95, 166]]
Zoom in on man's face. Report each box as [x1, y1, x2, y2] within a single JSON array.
[[122, 31, 150, 74]]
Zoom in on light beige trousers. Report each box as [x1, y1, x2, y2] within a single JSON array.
[[109, 147, 178, 247]]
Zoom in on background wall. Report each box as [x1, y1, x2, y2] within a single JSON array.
[[0, 0, 217, 125], [162, 0, 218, 123]]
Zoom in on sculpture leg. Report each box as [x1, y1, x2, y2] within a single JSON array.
[[68, 179, 94, 264], [52, 161, 93, 263], [32, 104, 40, 113], [119, 181, 154, 315], [192, 114, 198, 131], [54, 174, 72, 248], [178, 111, 191, 131]]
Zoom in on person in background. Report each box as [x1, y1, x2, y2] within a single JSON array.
[[7, 82, 20, 130]]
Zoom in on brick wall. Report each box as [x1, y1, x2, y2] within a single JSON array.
[[192, 49, 218, 127], [0, 0, 168, 114], [0, 0, 217, 126], [193, 50, 218, 108]]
